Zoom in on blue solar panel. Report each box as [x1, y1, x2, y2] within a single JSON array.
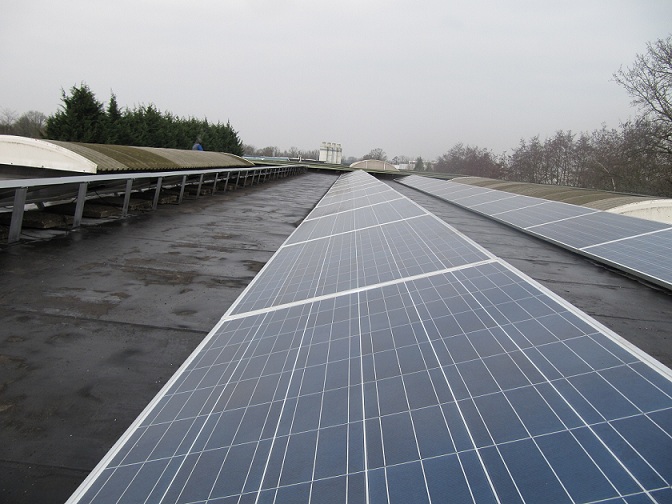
[[531, 209, 668, 249], [398, 175, 672, 290], [68, 170, 672, 504], [491, 200, 594, 229], [287, 198, 426, 245], [466, 193, 542, 215], [585, 228, 672, 284]]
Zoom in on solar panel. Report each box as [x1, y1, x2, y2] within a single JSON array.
[[307, 181, 398, 220], [488, 200, 595, 229], [584, 228, 672, 285], [530, 210, 669, 249], [398, 175, 672, 290], [286, 198, 426, 245], [68, 170, 672, 504], [447, 190, 516, 207], [465, 194, 542, 215]]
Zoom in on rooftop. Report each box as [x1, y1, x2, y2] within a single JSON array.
[[1, 169, 671, 503]]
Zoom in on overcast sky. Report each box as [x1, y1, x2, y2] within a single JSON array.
[[1, 1, 670, 160]]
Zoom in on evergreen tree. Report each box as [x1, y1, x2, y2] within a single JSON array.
[[105, 93, 127, 144], [45, 83, 106, 143], [44, 83, 245, 155]]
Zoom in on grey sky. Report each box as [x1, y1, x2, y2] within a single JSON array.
[[1, 1, 671, 160]]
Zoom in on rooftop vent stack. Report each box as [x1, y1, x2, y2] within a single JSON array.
[[318, 142, 328, 163], [319, 141, 342, 164]]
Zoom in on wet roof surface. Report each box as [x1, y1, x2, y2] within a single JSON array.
[[0, 170, 670, 503]]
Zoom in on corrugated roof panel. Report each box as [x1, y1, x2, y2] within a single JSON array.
[[44, 141, 253, 172], [46, 142, 167, 172], [453, 176, 661, 207], [0, 135, 98, 173], [137, 147, 252, 169]]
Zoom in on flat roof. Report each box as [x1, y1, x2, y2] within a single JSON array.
[[1, 171, 671, 503]]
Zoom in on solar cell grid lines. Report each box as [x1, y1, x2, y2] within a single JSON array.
[[531, 210, 668, 249], [586, 228, 672, 281], [68, 170, 672, 504], [470, 198, 546, 218], [487, 201, 597, 229], [398, 174, 672, 291], [286, 198, 426, 245]]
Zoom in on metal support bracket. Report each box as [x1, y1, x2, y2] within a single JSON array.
[[72, 182, 88, 229], [178, 175, 187, 204], [152, 177, 163, 210], [122, 179, 133, 217], [8, 187, 28, 244]]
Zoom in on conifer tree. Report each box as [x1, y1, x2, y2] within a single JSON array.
[[46, 83, 106, 143]]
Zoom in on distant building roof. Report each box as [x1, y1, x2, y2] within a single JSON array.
[[349, 159, 399, 172]]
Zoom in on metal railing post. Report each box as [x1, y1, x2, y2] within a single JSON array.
[[72, 182, 88, 229], [223, 172, 230, 193], [122, 179, 133, 217], [178, 175, 187, 204], [8, 187, 28, 244], [152, 177, 163, 210]]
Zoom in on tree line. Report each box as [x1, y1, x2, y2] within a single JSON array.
[[429, 118, 671, 196], [0, 109, 47, 138], [242, 144, 320, 160], [2, 84, 244, 155], [426, 35, 672, 197], [358, 36, 671, 197]]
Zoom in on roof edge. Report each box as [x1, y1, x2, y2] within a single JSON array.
[[607, 199, 672, 225], [0, 135, 98, 174]]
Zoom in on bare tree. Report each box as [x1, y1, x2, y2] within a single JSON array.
[[13, 110, 47, 138], [283, 147, 319, 160], [435, 143, 502, 178], [0, 107, 18, 134], [363, 148, 387, 160], [300, 149, 319, 160], [613, 35, 672, 153], [256, 146, 281, 157]]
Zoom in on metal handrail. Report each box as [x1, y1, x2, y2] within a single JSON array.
[[0, 165, 306, 189], [1, 164, 306, 244]]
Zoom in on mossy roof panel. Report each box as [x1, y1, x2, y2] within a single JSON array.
[[45, 141, 253, 172]]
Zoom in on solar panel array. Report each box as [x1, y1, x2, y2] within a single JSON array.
[[68, 170, 672, 504], [397, 175, 672, 291]]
